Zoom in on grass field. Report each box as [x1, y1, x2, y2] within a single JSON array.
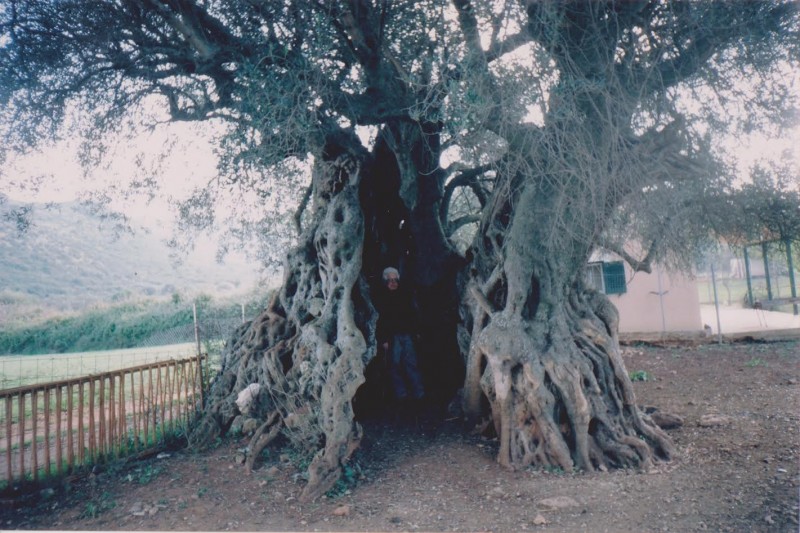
[[0, 343, 199, 390]]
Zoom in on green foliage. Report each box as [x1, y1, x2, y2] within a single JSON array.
[[325, 461, 364, 499], [80, 492, 116, 519], [0, 292, 266, 355], [629, 370, 654, 382], [0, 198, 260, 322], [745, 358, 767, 368], [132, 464, 163, 485], [0, 301, 190, 354]]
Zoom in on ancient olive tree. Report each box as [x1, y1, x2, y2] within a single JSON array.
[[2, 1, 797, 499]]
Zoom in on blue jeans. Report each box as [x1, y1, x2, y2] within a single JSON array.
[[389, 334, 425, 400]]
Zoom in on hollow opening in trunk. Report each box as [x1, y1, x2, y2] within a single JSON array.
[[352, 276, 465, 426]]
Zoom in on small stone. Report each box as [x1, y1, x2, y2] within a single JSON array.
[[242, 418, 260, 434], [332, 505, 351, 517], [787, 378, 798, 385], [487, 487, 506, 499], [148, 505, 159, 516], [765, 514, 775, 525], [698, 414, 730, 427], [234, 452, 247, 465], [266, 466, 280, 478], [538, 496, 579, 510], [532, 514, 548, 525], [129, 502, 145, 515], [651, 411, 684, 430]]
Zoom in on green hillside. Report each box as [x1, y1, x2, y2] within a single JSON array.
[[0, 196, 262, 326]]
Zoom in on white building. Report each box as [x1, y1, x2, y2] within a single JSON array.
[[586, 256, 703, 334]]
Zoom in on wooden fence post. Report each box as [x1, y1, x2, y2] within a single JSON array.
[[1, 356, 209, 486], [5, 397, 12, 482]]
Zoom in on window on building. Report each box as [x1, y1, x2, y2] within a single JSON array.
[[586, 261, 627, 295], [586, 262, 605, 292]]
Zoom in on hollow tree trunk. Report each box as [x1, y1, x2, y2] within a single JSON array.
[[361, 123, 465, 406], [189, 139, 375, 501], [188, 126, 463, 500], [462, 172, 673, 472]]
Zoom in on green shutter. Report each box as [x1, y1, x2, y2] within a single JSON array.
[[602, 261, 627, 294]]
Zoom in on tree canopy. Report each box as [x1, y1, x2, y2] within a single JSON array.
[[3, 1, 797, 260], [2, 0, 799, 499]]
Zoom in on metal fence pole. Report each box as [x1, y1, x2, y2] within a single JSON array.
[[786, 239, 798, 316], [762, 241, 773, 301], [711, 263, 723, 344], [656, 266, 667, 333], [743, 246, 754, 307], [193, 302, 202, 357]]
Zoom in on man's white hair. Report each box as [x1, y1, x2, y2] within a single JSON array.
[[382, 267, 400, 281]]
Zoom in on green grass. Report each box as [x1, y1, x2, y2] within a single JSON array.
[[629, 370, 653, 382], [0, 291, 271, 357], [80, 492, 117, 519], [131, 464, 163, 485], [325, 461, 363, 498]]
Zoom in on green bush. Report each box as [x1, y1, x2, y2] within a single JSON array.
[[0, 293, 265, 355]]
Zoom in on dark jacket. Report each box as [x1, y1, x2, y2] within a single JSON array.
[[374, 285, 417, 343]]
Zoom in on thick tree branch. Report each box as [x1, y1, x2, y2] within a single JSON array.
[[451, 0, 504, 133], [597, 237, 659, 274], [439, 163, 492, 225], [485, 31, 533, 63], [448, 214, 481, 234], [293, 184, 313, 235]]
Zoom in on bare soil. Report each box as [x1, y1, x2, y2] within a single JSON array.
[[3, 341, 799, 532]]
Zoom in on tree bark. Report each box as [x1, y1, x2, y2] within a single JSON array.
[[188, 126, 465, 500], [189, 138, 375, 501], [461, 169, 673, 472], [189, 122, 673, 498], [188, 110, 675, 497]]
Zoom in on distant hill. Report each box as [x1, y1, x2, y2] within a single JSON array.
[[0, 196, 263, 323]]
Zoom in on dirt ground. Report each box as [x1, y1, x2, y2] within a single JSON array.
[[2, 340, 799, 532]]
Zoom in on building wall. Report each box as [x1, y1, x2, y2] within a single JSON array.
[[608, 265, 703, 334]]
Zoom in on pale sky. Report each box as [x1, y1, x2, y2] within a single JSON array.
[[5, 122, 217, 230], [6, 123, 797, 209]]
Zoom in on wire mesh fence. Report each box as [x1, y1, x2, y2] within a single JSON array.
[[699, 242, 799, 314]]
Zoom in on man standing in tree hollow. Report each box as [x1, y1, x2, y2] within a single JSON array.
[[375, 267, 425, 406]]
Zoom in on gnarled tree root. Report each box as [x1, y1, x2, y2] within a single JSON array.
[[246, 411, 283, 472], [466, 285, 673, 475]]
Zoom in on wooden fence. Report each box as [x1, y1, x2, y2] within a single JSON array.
[[1, 355, 206, 487]]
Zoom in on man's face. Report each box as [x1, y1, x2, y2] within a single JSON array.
[[385, 274, 399, 291]]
